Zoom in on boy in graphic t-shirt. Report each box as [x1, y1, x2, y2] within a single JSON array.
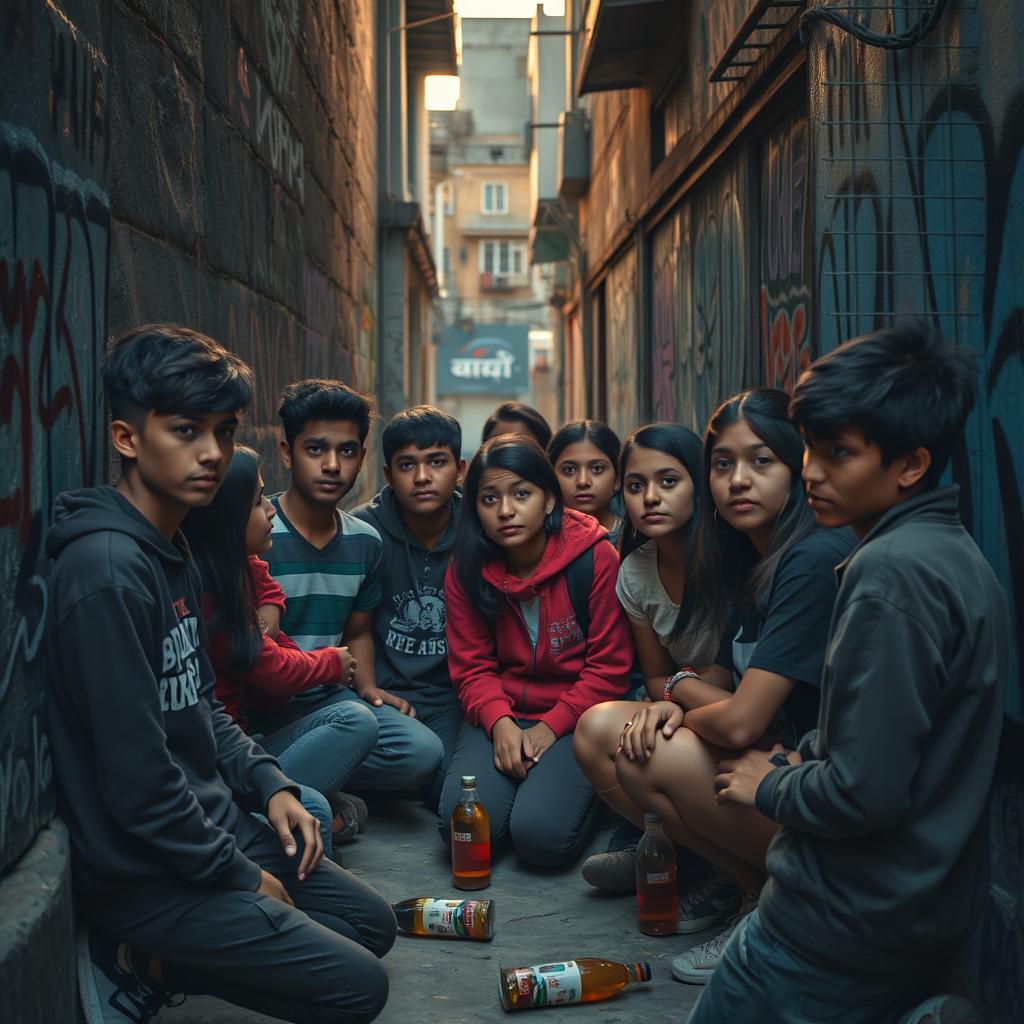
[[261, 380, 444, 794], [353, 406, 468, 809]]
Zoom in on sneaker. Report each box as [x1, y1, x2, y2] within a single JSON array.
[[899, 995, 983, 1024], [329, 791, 368, 843], [581, 846, 637, 892], [77, 928, 178, 1024], [670, 890, 759, 985], [677, 872, 742, 933]]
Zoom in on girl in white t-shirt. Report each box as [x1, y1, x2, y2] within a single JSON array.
[[574, 424, 719, 887]]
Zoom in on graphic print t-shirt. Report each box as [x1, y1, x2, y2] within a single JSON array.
[[264, 497, 384, 650]]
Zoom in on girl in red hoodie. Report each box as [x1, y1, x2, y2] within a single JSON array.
[[182, 447, 379, 850], [441, 435, 634, 868]]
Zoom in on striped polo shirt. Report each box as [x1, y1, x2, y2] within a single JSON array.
[[264, 495, 383, 651]]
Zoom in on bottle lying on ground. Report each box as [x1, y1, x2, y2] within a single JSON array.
[[451, 774, 490, 890], [498, 959, 651, 1011], [635, 812, 678, 936], [393, 897, 495, 940]]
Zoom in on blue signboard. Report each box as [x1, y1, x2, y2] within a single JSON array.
[[436, 324, 530, 396]]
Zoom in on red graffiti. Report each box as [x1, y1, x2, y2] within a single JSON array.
[[760, 286, 810, 394], [1, 208, 90, 543]]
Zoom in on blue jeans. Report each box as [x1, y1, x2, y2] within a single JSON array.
[[255, 699, 380, 851], [258, 686, 445, 792], [689, 910, 937, 1024]]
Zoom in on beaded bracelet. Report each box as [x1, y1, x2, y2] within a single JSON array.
[[664, 666, 701, 702]]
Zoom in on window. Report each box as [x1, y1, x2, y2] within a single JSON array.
[[481, 181, 508, 214], [442, 246, 452, 276], [479, 240, 528, 278]]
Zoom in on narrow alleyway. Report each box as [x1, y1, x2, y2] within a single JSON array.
[[164, 800, 702, 1023]]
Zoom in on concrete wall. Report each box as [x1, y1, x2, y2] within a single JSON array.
[[458, 17, 531, 137], [1, 1, 378, 1016]]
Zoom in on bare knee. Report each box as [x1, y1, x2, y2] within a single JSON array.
[[574, 702, 633, 765], [615, 727, 715, 794]]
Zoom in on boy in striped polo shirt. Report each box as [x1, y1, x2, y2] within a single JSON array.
[[261, 380, 444, 796]]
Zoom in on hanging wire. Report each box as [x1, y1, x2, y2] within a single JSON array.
[[799, 0, 951, 48]]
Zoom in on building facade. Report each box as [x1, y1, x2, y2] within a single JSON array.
[[430, 15, 558, 446]]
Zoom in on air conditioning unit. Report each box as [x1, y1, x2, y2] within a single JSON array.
[[558, 110, 590, 200]]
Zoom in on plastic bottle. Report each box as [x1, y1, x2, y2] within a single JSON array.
[[498, 959, 651, 1011], [635, 812, 678, 935], [451, 774, 490, 890], [392, 897, 495, 940]]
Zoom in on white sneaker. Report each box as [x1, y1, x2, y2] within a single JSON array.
[[670, 890, 759, 985]]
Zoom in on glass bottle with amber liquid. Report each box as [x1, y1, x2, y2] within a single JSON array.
[[451, 774, 490, 890], [635, 812, 678, 935], [499, 959, 651, 1011], [393, 897, 495, 940]]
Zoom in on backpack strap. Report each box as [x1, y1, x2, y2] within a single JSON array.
[[565, 545, 594, 640], [479, 545, 595, 639]]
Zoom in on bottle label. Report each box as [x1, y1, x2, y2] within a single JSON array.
[[421, 898, 478, 937], [453, 831, 472, 842], [646, 871, 671, 884], [512, 961, 582, 1007]]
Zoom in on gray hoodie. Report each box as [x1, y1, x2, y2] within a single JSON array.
[[46, 488, 295, 911], [756, 485, 1009, 976], [352, 487, 462, 711]]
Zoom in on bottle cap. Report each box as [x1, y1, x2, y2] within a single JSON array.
[[637, 962, 652, 982], [643, 811, 659, 824], [461, 775, 477, 786]]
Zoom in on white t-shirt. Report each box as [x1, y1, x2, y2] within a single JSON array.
[[615, 540, 719, 668]]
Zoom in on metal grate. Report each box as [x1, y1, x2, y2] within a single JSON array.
[[709, 0, 807, 82], [816, 0, 984, 350]]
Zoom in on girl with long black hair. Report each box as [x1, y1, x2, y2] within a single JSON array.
[[612, 390, 855, 985], [548, 419, 625, 547], [439, 435, 634, 868], [573, 423, 721, 897], [182, 447, 379, 850]]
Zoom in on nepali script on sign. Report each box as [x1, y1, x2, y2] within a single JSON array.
[[450, 350, 515, 380]]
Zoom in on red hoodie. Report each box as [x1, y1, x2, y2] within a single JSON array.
[[444, 509, 633, 738], [204, 556, 342, 729]]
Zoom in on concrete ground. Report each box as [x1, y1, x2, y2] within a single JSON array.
[[163, 797, 705, 1023]]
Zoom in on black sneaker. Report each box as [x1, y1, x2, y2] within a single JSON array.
[[77, 928, 180, 1024]]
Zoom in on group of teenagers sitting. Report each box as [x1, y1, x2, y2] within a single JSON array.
[[49, 319, 1008, 1024]]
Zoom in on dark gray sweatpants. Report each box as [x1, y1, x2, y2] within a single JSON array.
[[87, 825, 397, 1024], [437, 718, 600, 868]]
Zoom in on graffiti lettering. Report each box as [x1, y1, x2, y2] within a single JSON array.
[[0, 122, 107, 868]]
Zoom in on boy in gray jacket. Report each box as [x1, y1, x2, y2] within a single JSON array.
[[700, 320, 1008, 1023]]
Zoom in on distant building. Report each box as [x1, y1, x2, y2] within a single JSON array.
[[430, 15, 557, 445]]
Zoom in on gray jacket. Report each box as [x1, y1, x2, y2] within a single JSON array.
[[756, 485, 1009, 975]]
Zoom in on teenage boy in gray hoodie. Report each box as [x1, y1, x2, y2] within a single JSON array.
[[353, 406, 467, 808], [699, 320, 1008, 1024], [51, 325, 395, 1024]]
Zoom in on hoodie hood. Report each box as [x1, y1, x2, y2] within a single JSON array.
[[481, 507, 607, 598], [358, 485, 462, 552], [46, 486, 185, 565]]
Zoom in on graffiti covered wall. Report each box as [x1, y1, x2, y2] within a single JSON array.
[[0, 0, 379, 875]]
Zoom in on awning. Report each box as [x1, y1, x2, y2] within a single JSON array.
[[406, 1, 459, 77], [577, 0, 677, 96]]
